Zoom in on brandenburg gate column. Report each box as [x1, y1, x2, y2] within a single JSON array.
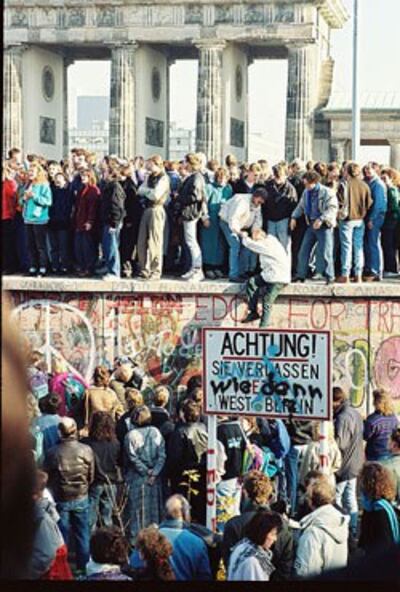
[[3, 45, 25, 156], [194, 39, 226, 162], [285, 45, 318, 163], [109, 43, 138, 157]]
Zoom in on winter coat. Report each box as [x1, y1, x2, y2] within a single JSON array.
[[137, 173, 170, 207], [359, 505, 400, 553], [150, 407, 175, 445], [333, 401, 364, 482], [159, 519, 212, 581], [20, 182, 52, 224], [100, 180, 126, 227], [44, 435, 95, 501], [219, 193, 263, 234], [262, 179, 298, 223], [289, 173, 306, 200], [121, 176, 142, 226], [176, 172, 207, 221], [294, 504, 349, 578], [242, 234, 291, 284], [35, 414, 61, 458], [292, 184, 338, 228], [383, 186, 400, 225], [365, 176, 387, 224], [337, 177, 372, 221], [200, 181, 233, 266], [222, 502, 294, 580], [74, 184, 100, 231], [83, 438, 122, 484], [85, 386, 125, 427], [27, 498, 65, 579], [167, 422, 208, 485], [298, 440, 342, 488], [49, 183, 74, 229], [2, 177, 18, 220], [363, 411, 399, 461], [228, 538, 275, 581]]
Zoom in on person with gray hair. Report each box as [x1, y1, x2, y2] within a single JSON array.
[[44, 417, 94, 576], [129, 494, 212, 580]]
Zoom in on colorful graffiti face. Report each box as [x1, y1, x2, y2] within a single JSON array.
[[374, 336, 400, 400]]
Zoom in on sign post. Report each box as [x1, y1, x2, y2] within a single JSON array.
[[202, 327, 333, 527]]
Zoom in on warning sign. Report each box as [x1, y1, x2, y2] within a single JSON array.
[[202, 327, 332, 420]]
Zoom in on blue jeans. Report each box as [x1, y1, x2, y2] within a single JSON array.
[[364, 215, 385, 276], [284, 444, 308, 515], [219, 220, 256, 278], [339, 219, 365, 277], [183, 219, 202, 270], [89, 483, 117, 530], [102, 225, 121, 276], [267, 218, 291, 251], [296, 225, 334, 280], [74, 231, 97, 273], [335, 478, 358, 538], [48, 228, 71, 271], [57, 496, 90, 571]]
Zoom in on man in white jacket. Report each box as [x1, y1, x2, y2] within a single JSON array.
[[241, 229, 291, 327], [219, 189, 267, 282], [294, 476, 349, 579]]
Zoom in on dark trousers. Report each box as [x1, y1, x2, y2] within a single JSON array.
[[26, 223, 49, 270], [48, 228, 71, 271], [120, 222, 140, 267], [247, 274, 285, 327], [2, 219, 18, 272], [74, 231, 97, 272], [15, 212, 30, 272], [381, 221, 399, 273], [291, 215, 307, 277]]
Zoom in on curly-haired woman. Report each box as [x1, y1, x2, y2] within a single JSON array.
[[359, 462, 400, 553], [363, 389, 398, 461], [127, 525, 175, 581]]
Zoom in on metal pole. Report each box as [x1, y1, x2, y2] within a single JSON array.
[[352, 0, 361, 161], [206, 415, 217, 531], [319, 421, 330, 475]]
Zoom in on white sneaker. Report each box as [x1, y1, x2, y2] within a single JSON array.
[[102, 274, 118, 281], [312, 273, 324, 281], [181, 269, 195, 280], [191, 269, 204, 281], [383, 271, 399, 278]]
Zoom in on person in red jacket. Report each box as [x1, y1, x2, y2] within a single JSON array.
[[2, 163, 18, 273], [74, 168, 100, 277]]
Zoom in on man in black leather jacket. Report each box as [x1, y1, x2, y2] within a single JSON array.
[[44, 417, 94, 575]]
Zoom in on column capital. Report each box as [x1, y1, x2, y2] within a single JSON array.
[[4, 43, 29, 56], [107, 41, 139, 53], [193, 39, 226, 52]]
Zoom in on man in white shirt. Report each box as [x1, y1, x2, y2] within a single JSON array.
[[241, 229, 291, 327], [219, 189, 267, 282]]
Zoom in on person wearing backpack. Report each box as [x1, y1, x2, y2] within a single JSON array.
[[336, 162, 372, 283]]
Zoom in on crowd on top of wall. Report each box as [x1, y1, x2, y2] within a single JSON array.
[[2, 146, 400, 284]]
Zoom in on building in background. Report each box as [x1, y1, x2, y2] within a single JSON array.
[[69, 95, 109, 157], [77, 96, 109, 130], [169, 122, 195, 161]]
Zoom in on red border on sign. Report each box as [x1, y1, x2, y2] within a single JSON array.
[[201, 326, 332, 421]]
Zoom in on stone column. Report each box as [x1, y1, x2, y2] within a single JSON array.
[[389, 141, 400, 170], [109, 43, 137, 157], [63, 57, 74, 158], [195, 40, 226, 161], [285, 46, 318, 163], [3, 45, 25, 157]]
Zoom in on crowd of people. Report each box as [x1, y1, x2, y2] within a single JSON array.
[[21, 350, 400, 581], [2, 146, 400, 285]]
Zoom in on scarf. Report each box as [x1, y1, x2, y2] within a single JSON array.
[[361, 494, 400, 543]]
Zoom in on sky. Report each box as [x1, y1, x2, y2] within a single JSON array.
[[68, 0, 400, 161]]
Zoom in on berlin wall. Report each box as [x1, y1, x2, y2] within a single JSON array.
[[7, 285, 400, 416]]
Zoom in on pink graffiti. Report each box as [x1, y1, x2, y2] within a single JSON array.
[[374, 336, 400, 399]]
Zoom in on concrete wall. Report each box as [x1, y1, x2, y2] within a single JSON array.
[[22, 47, 64, 159], [135, 46, 168, 158], [8, 289, 400, 416], [222, 45, 248, 161]]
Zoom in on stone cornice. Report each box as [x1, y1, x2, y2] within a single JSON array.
[[315, 0, 349, 29]]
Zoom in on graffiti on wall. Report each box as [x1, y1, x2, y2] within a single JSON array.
[[9, 292, 400, 415]]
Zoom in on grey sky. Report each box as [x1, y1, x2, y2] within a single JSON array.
[[68, 0, 400, 161]]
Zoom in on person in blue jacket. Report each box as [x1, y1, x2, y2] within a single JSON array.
[[19, 162, 52, 277], [363, 163, 387, 281]]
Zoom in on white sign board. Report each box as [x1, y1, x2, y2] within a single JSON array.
[[203, 327, 332, 420]]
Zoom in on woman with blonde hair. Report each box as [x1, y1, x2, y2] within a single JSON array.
[[19, 162, 52, 277], [364, 389, 398, 461]]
